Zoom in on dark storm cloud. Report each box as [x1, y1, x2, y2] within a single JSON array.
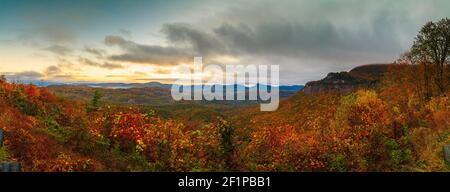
[[213, 19, 403, 62], [104, 35, 193, 65], [2, 0, 450, 84], [101, 0, 450, 84], [205, 0, 450, 83], [105, 13, 406, 68], [161, 23, 226, 56], [103, 24, 226, 66]]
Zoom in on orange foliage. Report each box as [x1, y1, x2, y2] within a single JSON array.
[[0, 64, 448, 172]]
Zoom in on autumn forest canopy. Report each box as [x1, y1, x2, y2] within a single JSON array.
[[0, 16, 448, 172]]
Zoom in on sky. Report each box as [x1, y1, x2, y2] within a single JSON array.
[[1, 0, 449, 85]]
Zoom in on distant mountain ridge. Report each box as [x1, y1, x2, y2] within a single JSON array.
[[76, 82, 303, 92], [47, 82, 304, 106]]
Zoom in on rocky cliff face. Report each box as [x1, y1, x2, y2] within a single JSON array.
[[302, 64, 390, 95]]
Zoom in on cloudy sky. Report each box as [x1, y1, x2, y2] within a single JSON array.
[[1, 0, 449, 85]]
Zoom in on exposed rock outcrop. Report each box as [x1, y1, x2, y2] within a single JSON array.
[[302, 64, 390, 95]]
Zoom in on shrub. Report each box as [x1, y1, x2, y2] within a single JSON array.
[[0, 146, 9, 162]]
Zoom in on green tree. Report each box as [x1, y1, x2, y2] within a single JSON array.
[[86, 90, 103, 112], [411, 18, 450, 98], [217, 117, 235, 170]]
